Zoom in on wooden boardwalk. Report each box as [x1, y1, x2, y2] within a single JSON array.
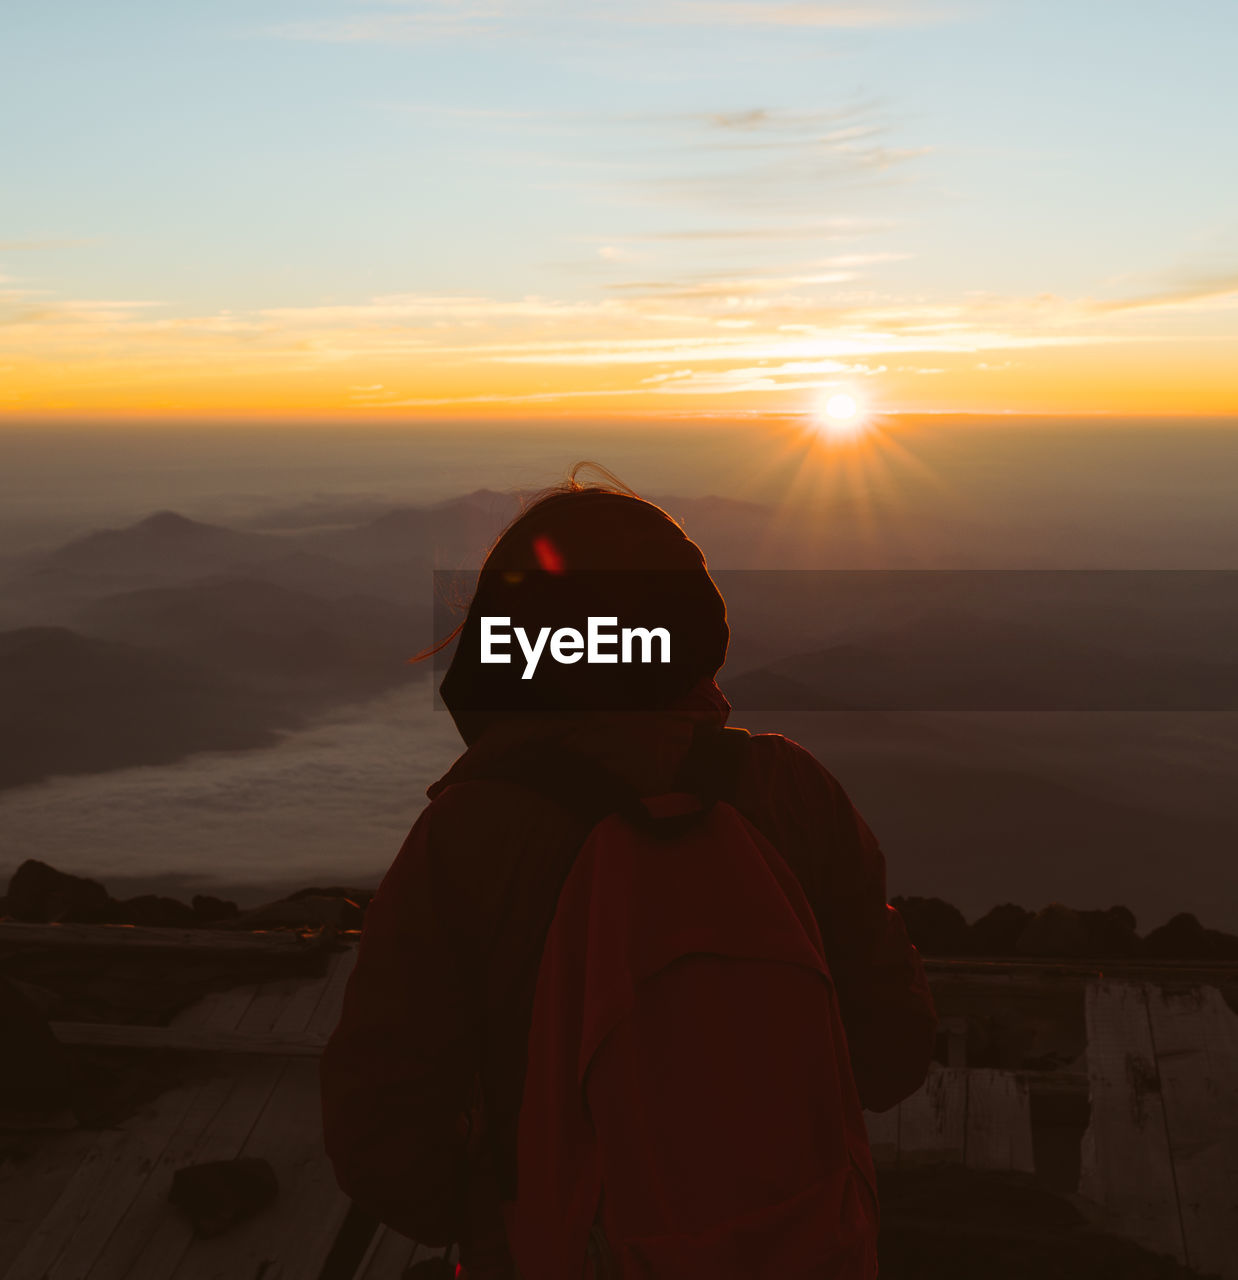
[[0, 946, 447, 1280], [3, 939, 1236, 1278]]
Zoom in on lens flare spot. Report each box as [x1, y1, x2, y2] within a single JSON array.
[[532, 534, 565, 574]]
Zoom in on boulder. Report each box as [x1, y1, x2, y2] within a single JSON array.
[[1077, 905, 1140, 956], [222, 893, 363, 932], [287, 884, 375, 911], [6, 859, 110, 923], [1142, 912, 1238, 960], [169, 1157, 279, 1237], [107, 895, 197, 928], [890, 896, 971, 956], [968, 903, 1032, 956], [1016, 904, 1090, 958], [191, 894, 239, 924]]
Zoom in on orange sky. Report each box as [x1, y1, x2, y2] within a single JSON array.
[[4, 4, 1236, 422], [5, 284, 1237, 420]]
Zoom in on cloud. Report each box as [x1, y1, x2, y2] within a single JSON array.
[[0, 685, 460, 898], [1087, 273, 1238, 318], [604, 219, 895, 242], [0, 238, 97, 252], [7, 252, 1233, 416], [272, 1, 509, 43], [602, 270, 855, 298], [270, 0, 953, 43], [656, 2, 953, 27], [554, 97, 932, 214]]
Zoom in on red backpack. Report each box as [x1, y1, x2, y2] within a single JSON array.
[[498, 728, 879, 1279]]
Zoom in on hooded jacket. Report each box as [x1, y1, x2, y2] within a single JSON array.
[[321, 679, 937, 1261]]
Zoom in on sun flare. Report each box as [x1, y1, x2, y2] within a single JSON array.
[[815, 391, 869, 440]]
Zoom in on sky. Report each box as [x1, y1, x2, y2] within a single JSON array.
[[2, 0, 1236, 420]]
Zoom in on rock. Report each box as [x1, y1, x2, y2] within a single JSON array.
[[287, 884, 375, 910], [222, 893, 363, 932], [107, 895, 198, 928], [1077, 905, 1140, 956], [406, 1261, 456, 1278], [1016, 904, 1090, 958], [968, 904, 1032, 956], [1142, 912, 1238, 960], [891, 896, 971, 956], [191, 894, 238, 924], [0, 976, 75, 1124], [169, 1157, 279, 1237], [6, 859, 110, 923]]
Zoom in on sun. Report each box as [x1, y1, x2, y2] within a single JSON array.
[[815, 391, 868, 439]]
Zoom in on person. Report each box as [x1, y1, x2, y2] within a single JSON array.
[[321, 472, 937, 1276]]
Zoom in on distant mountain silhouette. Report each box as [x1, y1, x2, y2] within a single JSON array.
[[3, 509, 435, 619], [819, 746, 1238, 924], [44, 511, 283, 577], [3, 512, 295, 621], [0, 627, 283, 790], [725, 609, 1238, 711], [74, 577, 428, 700], [303, 489, 521, 567]]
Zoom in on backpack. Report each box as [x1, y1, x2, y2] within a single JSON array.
[[496, 727, 879, 1279]]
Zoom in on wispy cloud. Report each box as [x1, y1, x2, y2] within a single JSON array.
[[0, 238, 97, 252], [535, 97, 931, 217], [5, 258, 1235, 416], [271, 0, 953, 43], [273, 1, 509, 43], [1087, 273, 1238, 318], [600, 219, 895, 243], [655, 2, 954, 28]]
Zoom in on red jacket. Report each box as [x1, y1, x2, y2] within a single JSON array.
[[321, 680, 936, 1258]]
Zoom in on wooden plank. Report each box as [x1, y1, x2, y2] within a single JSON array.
[[111, 1058, 292, 1278], [926, 957, 1238, 982], [353, 1225, 419, 1280], [82, 1072, 238, 1280], [170, 983, 260, 1032], [169, 1059, 351, 1280], [863, 1107, 899, 1170], [169, 944, 355, 1040], [0, 1128, 102, 1277], [1078, 979, 1186, 1263], [0, 922, 328, 956], [306, 946, 358, 1038], [50, 1022, 327, 1056], [2, 1076, 213, 1280], [0, 1129, 132, 1280], [235, 975, 320, 1036], [45, 1074, 233, 1280], [939, 1015, 969, 1068], [965, 1069, 1035, 1173], [1147, 983, 1238, 1280], [5, 954, 357, 1280], [896, 1065, 967, 1167], [270, 956, 341, 1035]]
